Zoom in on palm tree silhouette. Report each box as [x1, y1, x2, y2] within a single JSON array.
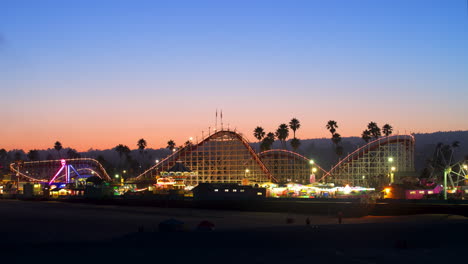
[[332, 133, 342, 145], [290, 138, 301, 152], [367, 122, 381, 139], [289, 118, 301, 138], [115, 144, 130, 159], [253, 126, 265, 152], [254, 126, 265, 141], [382, 124, 393, 137], [114, 144, 131, 176], [326, 120, 343, 160], [137, 138, 147, 171], [361, 129, 372, 143], [275, 124, 289, 149], [326, 120, 338, 134], [54, 141, 63, 159], [167, 140, 176, 151], [261, 132, 276, 151]]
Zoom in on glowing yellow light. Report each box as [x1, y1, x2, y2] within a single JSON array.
[[312, 168, 317, 173], [463, 165, 467, 170], [343, 184, 351, 194], [245, 169, 250, 173], [123, 170, 127, 174], [309, 160, 314, 165], [155, 159, 159, 163], [391, 167, 396, 171], [172, 149, 176, 152], [115, 174, 119, 178], [388, 157, 394, 162], [384, 188, 391, 194], [189, 137, 193, 141]]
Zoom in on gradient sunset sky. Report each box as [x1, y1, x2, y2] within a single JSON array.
[[1, 0, 467, 151]]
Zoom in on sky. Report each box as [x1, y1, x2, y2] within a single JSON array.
[[1, 0, 468, 151]]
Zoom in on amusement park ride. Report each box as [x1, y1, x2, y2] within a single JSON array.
[[10, 158, 112, 185], [8, 129, 467, 199]]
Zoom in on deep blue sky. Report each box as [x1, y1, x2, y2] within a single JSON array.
[[1, 0, 467, 150]]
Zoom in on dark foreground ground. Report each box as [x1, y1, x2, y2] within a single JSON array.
[[0, 200, 467, 263]]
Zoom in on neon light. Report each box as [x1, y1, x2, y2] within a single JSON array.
[[66, 165, 70, 183], [49, 165, 65, 185], [9, 158, 111, 182], [70, 165, 81, 180]]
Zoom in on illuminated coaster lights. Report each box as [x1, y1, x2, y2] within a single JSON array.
[[48, 159, 81, 185]]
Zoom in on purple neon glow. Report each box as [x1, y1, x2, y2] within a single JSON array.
[[69, 165, 81, 180], [66, 165, 70, 183]]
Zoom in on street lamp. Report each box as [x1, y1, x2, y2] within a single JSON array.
[[312, 168, 317, 173], [155, 159, 159, 164], [309, 160, 314, 165], [115, 174, 119, 179], [245, 169, 250, 178]]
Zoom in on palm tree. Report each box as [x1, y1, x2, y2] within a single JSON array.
[[382, 124, 393, 137], [331, 133, 342, 145], [137, 138, 147, 169], [114, 144, 131, 174], [326, 120, 338, 135], [253, 126, 265, 152], [289, 118, 301, 138], [361, 129, 372, 143], [331, 133, 342, 157], [275, 124, 289, 149], [261, 132, 276, 151], [167, 140, 176, 151], [54, 141, 63, 159], [290, 138, 301, 152], [253, 126, 265, 141], [367, 122, 381, 139], [114, 144, 131, 159], [137, 138, 147, 153]]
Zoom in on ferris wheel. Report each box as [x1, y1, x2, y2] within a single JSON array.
[[443, 160, 467, 191], [428, 142, 467, 199]]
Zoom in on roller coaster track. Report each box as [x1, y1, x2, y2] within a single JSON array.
[[9, 158, 112, 182], [258, 149, 328, 174], [320, 135, 415, 183], [135, 130, 276, 182]]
